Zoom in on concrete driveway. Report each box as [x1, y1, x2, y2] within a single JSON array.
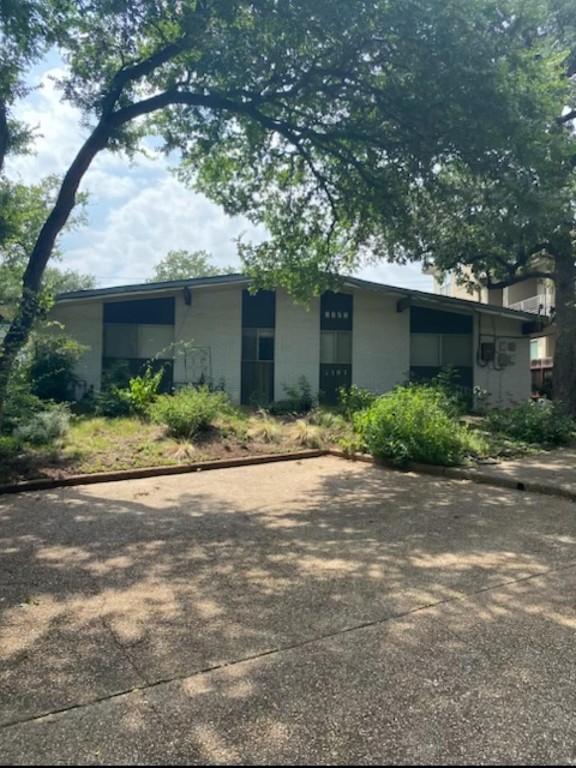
[[1, 455, 576, 765]]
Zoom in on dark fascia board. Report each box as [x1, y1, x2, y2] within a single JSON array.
[[55, 273, 251, 302], [340, 275, 539, 323], [55, 271, 538, 323]]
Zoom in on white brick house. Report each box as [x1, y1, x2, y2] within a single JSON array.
[[50, 274, 537, 408]]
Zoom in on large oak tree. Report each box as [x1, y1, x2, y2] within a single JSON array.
[[0, 0, 570, 420]]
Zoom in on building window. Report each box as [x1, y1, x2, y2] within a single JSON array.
[[320, 331, 352, 364], [411, 333, 471, 367], [439, 276, 452, 296], [103, 323, 174, 360], [242, 328, 275, 362]]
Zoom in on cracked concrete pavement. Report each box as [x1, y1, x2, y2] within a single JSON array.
[[1, 456, 576, 764]]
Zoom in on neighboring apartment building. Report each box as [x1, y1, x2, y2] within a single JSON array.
[[49, 273, 536, 409], [427, 266, 554, 393]]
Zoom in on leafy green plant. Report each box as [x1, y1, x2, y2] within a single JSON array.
[[101, 360, 132, 390], [150, 386, 232, 439], [2, 385, 46, 435], [283, 376, 315, 413], [13, 404, 71, 446], [128, 365, 164, 417], [338, 385, 377, 420], [94, 386, 133, 417], [0, 435, 21, 461], [354, 384, 479, 466], [27, 334, 87, 402], [485, 401, 575, 447], [268, 399, 295, 416]]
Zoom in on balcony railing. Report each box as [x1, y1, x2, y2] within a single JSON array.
[[508, 294, 550, 315], [531, 357, 554, 369]]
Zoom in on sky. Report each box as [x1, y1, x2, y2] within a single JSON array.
[[8, 54, 434, 292]]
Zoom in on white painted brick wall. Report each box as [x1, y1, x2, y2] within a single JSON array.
[[274, 289, 321, 401], [474, 313, 531, 408], [352, 290, 410, 393], [49, 300, 103, 392], [174, 285, 242, 403]]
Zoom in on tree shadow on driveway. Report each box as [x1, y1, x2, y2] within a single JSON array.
[[1, 457, 576, 763]]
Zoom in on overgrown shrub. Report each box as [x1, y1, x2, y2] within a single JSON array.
[[28, 334, 87, 402], [268, 399, 295, 416], [150, 385, 232, 439], [13, 404, 71, 446], [101, 360, 132, 390], [338, 385, 377, 420], [94, 386, 134, 417], [2, 386, 46, 434], [127, 365, 164, 416], [428, 368, 472, 415], [94, 365, 164, 418], [283, 376, 315, 413], [0, 435, 20, 461], [485, 401, 575, 446], [354, 384, 478, 466]]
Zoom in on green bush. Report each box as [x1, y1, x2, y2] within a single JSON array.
[[127, 365, 164, 417], [0, 435, 20, 461], [283, 376, 315, 413], [354, 384, 476, 466], [94, 386, 134, 417], [28, 334, 86, 402], [485, 401, 575, 446], [338, 385, 377, 420], [13, 404, 71, 446], [2, 387, 46, 434], [268, 399, 294, 416], [94, 365, 164, 418], [150, 386, 232, 439], [101, 360, 132, 390]]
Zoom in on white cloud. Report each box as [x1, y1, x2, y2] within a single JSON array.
[[63, 176, 266, 283]]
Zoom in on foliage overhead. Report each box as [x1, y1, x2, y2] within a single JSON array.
[[8, 0, 569, 297], [1, 0, 576, 417], [147, 249, 232, 282], [0, 177, 93, 319]]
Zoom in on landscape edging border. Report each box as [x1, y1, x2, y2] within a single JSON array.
[[0, 449, 327, 495], [0, 447, 573, 502]]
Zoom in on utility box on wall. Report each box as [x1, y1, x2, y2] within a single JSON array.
[[480, 342, 496, 363]]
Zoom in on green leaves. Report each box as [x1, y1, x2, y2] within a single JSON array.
[[147, 249, 230, 281]]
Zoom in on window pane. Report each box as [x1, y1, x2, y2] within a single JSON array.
[[103, 324, 138, 358], [442, 335, 471, 367], [336, 332, 352, 363], [320, 332, 336, 364], [411, 334, 440, 366], [138, 325, 174, 359], [242, 328, 257, 361], [258, 330, 274, 361]]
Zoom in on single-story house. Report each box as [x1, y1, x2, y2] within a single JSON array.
[[50, 273, 539, 407]]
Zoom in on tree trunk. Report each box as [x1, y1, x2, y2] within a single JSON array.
[[0, 125, 110, 430], [552, 250, 576, 416]]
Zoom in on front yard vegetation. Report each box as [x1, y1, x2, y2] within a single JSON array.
[[1, 342, 574, 485]]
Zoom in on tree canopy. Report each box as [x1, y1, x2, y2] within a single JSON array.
[[0, 177, 94, 321], [1, 0, 575, 415], [147, 249, 233, 282]]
